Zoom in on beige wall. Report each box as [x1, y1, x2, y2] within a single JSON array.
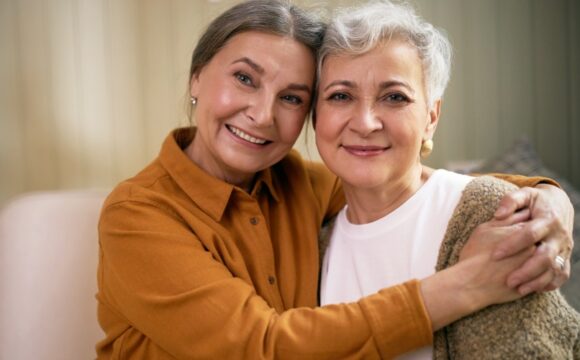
[[1, 0, 579, 205]]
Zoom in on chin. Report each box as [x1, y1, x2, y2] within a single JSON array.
[[340, 174, 382, 190]]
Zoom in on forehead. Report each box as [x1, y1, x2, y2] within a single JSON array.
[[321, 39, 423, 84], [213, 31, 316, 74]]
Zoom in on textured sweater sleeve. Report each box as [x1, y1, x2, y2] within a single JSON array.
[[433, 176, 580, 360]]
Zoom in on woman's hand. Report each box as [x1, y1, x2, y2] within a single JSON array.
[[422, 209, 535, 330], [492, 185, 574, 293]]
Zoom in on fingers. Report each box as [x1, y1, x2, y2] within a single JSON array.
[[460, 209, 530, 261], [494, 187, 536, 220], [506, 242, 557, 294], [532, 234, 571, 291], [490, 245, 537, 303], [492, 216, 551, 260], [455, 242, 535, 309], [543, 258, 570, 291], [491, 208, 531, 227]]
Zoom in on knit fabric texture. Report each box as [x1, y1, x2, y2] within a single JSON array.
[[433, 176, 580, 359]]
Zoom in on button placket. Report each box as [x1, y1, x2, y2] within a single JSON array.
[[242, 198, 284, 310]]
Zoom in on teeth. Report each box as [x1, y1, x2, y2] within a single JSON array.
[[227, 125, 267, 145]]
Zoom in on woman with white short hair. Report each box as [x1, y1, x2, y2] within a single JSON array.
[[316, 1, 579, 358]]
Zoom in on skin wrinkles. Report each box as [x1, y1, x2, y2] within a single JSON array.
[[316, 39, 440, 224], [186, 31, 315, 191]]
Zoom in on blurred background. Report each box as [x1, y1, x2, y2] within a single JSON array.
[[1, 0, 579, 205]]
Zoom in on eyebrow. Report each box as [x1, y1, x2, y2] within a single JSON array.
[[232, 57, 265, 75], [379, 80, 415, 95], [323, 80, 356, 92], [288, 83, 312, 94], [323, 79, 415, 95]]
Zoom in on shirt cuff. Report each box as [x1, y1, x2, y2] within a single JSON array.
[[358, 280, 433, 359], [473, 173, 561, 188]]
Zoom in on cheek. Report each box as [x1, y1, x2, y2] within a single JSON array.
[[278, 113, 307, 143], [387, 115, 421, 146], [211, 85, 239, 115], [314, 106, 339, 140]]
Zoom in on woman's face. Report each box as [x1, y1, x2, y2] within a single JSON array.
[[315, 38, 440, 190], [189, 31, 315, 186]]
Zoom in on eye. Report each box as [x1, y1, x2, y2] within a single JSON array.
[[385, 93, 410, 103], [281, 94, 304, 105], [326, 92, 351, 102], [235, 72, 254, 87]]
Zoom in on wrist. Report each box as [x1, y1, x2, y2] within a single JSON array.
[[420, 264, 482, 330]]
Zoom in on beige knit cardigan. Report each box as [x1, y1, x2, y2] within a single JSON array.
[[433, 176, 580, 359], [319, 176, 580, 359]]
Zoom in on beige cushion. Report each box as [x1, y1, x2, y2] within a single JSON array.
[[0, 190, 108, 360]]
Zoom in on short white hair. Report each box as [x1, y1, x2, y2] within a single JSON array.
[[319, 0, 452, 108]]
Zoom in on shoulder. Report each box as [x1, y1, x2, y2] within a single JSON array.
[[436, 176, 519, 271], [103, 160, 171, 208], [274, 150, 344, 220], [448, 175, 519, 233], [459, 176, 519, 212], [100, 159, 187, 233]]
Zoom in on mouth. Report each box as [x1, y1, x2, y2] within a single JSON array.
[[342, 145, 389, 157], [226, 125, 270, 145]]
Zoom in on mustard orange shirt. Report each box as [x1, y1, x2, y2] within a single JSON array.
[[96, 128, 552, 359]]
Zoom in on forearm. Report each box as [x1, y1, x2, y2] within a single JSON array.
[[101, 268, 431, 359], [420, 267, 478, 331], [99, 202, 432, 359]]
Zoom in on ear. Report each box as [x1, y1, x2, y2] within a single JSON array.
[[189, 72, 200, 99], [424, 99, 441, 141]]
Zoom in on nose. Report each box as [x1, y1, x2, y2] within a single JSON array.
[[246, 90, 275, 128], [349, 101, 382, 137]]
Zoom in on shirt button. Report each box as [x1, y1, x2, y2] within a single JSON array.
[[268, 275, 276, 285], [250, 217, 259, 225]]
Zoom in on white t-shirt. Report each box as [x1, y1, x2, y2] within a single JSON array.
[[320, 169, 473, 360]]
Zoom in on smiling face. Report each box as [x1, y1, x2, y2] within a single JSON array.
[[187, 31, 315, 188], [315, 38, 440, 191]]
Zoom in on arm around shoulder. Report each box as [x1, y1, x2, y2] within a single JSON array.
[[97, 197, 432, 359]]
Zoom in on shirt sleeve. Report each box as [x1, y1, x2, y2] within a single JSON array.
[[476, 173, 560, 188], [304, 160, 345, 222], [98, 200, 432, 359]]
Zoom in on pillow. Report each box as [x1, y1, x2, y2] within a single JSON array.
[[473, 136, 580, 309]]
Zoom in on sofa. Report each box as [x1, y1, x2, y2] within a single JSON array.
[[0, 190, 107, 360]]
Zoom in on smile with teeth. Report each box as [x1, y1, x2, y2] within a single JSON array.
[[226, 125, 268, 145]]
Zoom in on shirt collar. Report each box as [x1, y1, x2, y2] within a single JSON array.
[[251, 165, 280, 203], [159, 128, 279, 221]]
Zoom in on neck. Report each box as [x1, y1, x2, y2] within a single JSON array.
[[343, 165, 434, 224], [185, 136, 256, 192]]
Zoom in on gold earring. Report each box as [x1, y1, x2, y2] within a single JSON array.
[[190, 97, 197, 105], [420, 139, 433, 158]]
